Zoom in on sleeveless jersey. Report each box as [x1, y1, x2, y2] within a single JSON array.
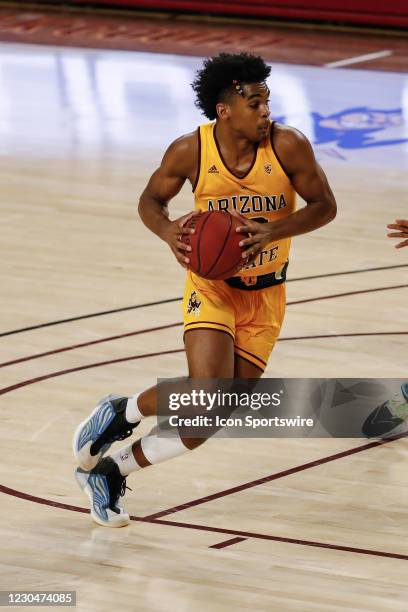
[[193, 121, 296, 279]]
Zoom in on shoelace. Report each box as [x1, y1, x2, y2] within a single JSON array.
[[109, 478, 132, 512], [121, 481, 132, 497]]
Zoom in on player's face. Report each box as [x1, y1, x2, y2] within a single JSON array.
[[229, 82, 271, 141]]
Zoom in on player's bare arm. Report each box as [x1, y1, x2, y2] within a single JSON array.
[[387, 219, 408, 248], [138, 132, 200, 267], [234, 124, 337, 261]]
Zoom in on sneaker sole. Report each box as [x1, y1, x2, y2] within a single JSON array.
[[75, 469, 130, 528], [72, 394, 122, 471]]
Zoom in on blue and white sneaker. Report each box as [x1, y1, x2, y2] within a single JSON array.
[[362, 382, 408, 438], [75, 457, 130, 528], [73, 394, 140, 471]]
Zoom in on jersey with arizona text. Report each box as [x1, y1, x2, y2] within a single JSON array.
[[193, 121, 296, 279]]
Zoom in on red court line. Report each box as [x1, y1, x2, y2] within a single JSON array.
[[150, 517, 408, 561], [0, 322, 182, 367], [0, 484, 89, 515], [1, 330, 407, 370], [1, 283, 406, 369], [279, 332, 408, 341], [0, 285, 408, 368], [0, 349, 184, 396], [145, 433, 408, 520], [1, 483, 407, 561], [289, 284, 407, 306], [210, 537, 247, 549], [2, 264, 406, 338], [1, 333, 406, 393]]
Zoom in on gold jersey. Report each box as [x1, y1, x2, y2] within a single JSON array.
[[193, 121, 296, 280]]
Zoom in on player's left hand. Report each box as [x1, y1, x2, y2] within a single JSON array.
[[230, 210, 273, 265], [387, 219, 408, 249]]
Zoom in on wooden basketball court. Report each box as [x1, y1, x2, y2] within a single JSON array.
[[0, 9, 408, 611]]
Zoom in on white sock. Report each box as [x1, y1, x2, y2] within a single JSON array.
[[125, 393, 143, 423], [141, 428, 188, 465], [111, 427, 189, 476], [111, 443, 140, 477]]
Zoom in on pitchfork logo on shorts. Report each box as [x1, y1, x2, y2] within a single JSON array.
[[187, 291, 201, 316]]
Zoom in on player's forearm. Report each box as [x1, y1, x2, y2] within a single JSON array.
[[138, 192, 171, 241], [267, 198, 336, 241]]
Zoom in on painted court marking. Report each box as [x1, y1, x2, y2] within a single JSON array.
[[1, 480, 408, 561], [1, 269, 407, 559], [209, 537, 248, 549], [325, 50, 392, 68], [1, 263, 406, 337], [144, 434, 407, 520], [1, 283, 406, 369]]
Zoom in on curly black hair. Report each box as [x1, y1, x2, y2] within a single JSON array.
[[192, 52, 271, 120]]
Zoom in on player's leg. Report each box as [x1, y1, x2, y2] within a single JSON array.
[[177, 328, 235, 449], [73, 271, 234, 471], [75, 328, 235, 527], [113, 328, 235, 465], [234, 282, 286, 377], [72, 327, 234, 471]]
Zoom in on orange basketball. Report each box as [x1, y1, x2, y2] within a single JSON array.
[[182, 211, 244, 280]]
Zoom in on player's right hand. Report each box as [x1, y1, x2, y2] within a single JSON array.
[[162, 211, 200, 268]]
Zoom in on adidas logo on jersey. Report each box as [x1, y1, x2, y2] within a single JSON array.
[[208, 165, 219, 174]]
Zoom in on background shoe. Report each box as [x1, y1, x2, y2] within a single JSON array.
[[362, 382, 408, 438], [73, 394, 139, 471], [75, 457, 131, 528]]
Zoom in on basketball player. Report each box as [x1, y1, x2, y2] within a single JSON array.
[[359, 218, 408, 437], [73, 53, 337, 527], [387, 219, 408, 248]]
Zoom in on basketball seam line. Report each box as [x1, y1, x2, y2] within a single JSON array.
[[205, 212, 233, 278], [196, 211, 213, 275]]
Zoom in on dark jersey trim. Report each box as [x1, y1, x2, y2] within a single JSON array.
[[213, 124, 259, 180], [192, 126, 201, 192], [234, 352, 265, 373], [234, 345, 267, 367], [184, 320, 235, 337], [270, 122, 292, 181], [183, 327, 234, 343]]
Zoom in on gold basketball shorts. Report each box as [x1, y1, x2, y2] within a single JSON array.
[[183, 270, 286, 371]]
